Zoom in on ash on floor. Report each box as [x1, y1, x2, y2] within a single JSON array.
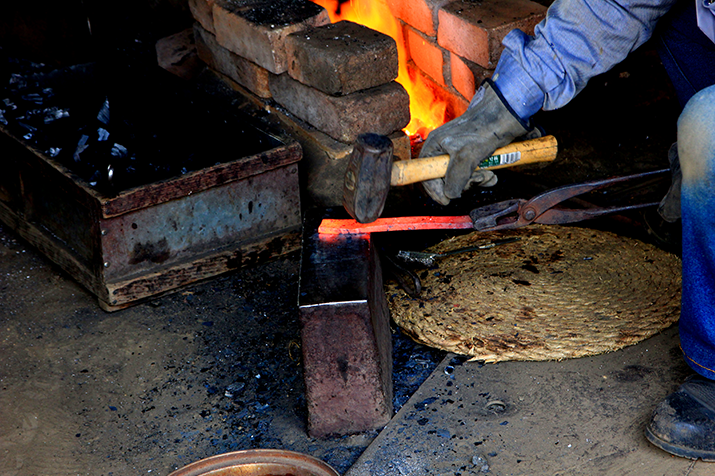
[[0, 223, 443, 476]]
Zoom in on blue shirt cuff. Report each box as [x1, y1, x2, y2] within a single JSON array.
[[491, 47, 545, 123]]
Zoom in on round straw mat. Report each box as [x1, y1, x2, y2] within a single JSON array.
[[387, 225, 681, 363]]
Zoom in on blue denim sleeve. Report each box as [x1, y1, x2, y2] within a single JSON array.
[[492, 0, 678, 121]]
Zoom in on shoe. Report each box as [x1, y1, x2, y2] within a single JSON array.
[[645, 375, 715, 461]]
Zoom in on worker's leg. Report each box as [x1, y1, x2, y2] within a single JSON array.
[[678, 85, 715, 377], [656, 0, 715, 108], [645, 85, 715, 461], [650, 0, 715, 230]]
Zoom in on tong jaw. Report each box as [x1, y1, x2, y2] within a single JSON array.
[[469, 199, 527, 231]]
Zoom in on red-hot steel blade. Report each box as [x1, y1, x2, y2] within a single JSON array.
[[318, 216, 474, 235]]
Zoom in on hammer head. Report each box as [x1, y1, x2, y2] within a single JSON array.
[[343, 133, 394, 224]]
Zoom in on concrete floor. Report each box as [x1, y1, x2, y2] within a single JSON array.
[[0, 227, 386, 475], [1, 44, 708, 475], [347, 328, 713, 476]]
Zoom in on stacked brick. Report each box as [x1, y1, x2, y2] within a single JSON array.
[[189, 0, 411, 206], [273, 20, 409, 144], [186, 0, 547, 206], [388, 0, 547, 114], [191, 0, 333, 98]]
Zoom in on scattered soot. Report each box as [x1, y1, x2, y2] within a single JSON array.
[[164, 260, 444, 473]]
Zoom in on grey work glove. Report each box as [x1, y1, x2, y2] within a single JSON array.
[[419, 80, 531, 205]]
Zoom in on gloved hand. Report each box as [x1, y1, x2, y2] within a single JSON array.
[[419, 80, 532, 205]]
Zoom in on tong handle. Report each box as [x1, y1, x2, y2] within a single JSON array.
[[526, 168, 670, 216], [535, 201, 661, 224], [468, 168, 670, 231]]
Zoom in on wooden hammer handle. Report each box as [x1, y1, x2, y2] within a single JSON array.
[[390, 135, 558, 186]]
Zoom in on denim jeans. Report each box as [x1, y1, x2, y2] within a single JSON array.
[[655, 0, 715, 378], [678, 85, 715, 379], [656, 0, 715, 107]]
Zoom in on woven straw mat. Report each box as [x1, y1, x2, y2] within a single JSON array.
[[386, 225, 681, 363]]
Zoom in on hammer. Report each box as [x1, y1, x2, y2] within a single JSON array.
[[342, 133, 558, 223]]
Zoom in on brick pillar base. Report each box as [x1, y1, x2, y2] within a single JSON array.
[[298, 209, 393, 437]]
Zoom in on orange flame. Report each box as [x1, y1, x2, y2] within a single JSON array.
[[311, 0, 447, 138]]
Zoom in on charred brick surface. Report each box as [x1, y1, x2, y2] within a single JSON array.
[[213, 0, 330, 74], [286, 20, 398, 96], [194, 23, 274, 98], [230, 0, 326, 26], [270, 74, 410, 143]]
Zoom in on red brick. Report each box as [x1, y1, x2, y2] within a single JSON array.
[[286, 21, 398, 96], [188, 0, 215, 34], [194, 23, 273, 98], [299, 213, 393, 437], [405, 26, 445, 86], [270, 74, 410, 143], [155, 28, 203, 81], [209, 68, 409, 207], [407, 60, 469, 124], [438, 0, 546, 68], [386, 0, 451, 37], [212, 0, 330, 74], [273, 111, 409, 207], [449, 52, 494, 101]]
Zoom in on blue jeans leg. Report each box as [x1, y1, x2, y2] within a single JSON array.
[[678, 85, 715, 378], [656, 0, 715, 108]]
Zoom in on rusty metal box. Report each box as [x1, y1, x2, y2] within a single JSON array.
[[0, 63, 302, 310]]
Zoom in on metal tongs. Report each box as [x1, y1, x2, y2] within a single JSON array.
[[318, 169, 670, 235], [469, 168, 669, 231]]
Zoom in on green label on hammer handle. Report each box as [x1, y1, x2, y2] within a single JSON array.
[[478, 151, 522, 168]]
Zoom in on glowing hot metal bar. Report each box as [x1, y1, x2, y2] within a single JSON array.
[[318, 216, 474, 235]]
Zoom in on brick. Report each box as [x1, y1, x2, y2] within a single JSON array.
[[188, 0, 215, 34], [286, 20, 398, 96], [155, 28, 203, 81], [438, 0, 546, 68], [282, 119, 408, 207], [407, 60, 469, 124], [386, 0, 451, 37], [389, 130, 412, 163], [194, 23, 273, 98], [405, 26, 445, 86], [213, 0, 330, 74], [203, 64, 409, 207], [273, 109, 354, 207], [299, 210, 393, 437], [270, 74, 410, 143], [224, 82, 409, 207], [449, 52, 494, 101]]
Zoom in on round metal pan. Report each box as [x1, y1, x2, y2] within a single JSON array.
[[168, 449, 340, 476]]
